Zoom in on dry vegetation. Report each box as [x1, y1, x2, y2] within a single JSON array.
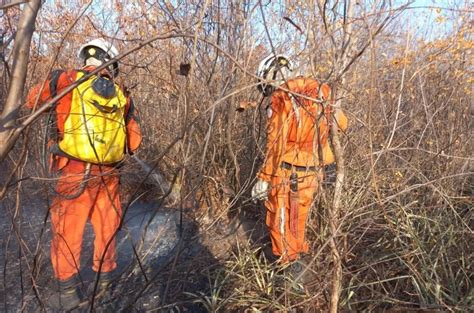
[[0, 0, 472, 311]]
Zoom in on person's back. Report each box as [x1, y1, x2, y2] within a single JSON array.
[[25, 38, 142, 311], [258, 76, 347, 182], [252, 54, 349, 279]]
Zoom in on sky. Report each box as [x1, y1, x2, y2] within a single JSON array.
[[37, 0, 468, 46]]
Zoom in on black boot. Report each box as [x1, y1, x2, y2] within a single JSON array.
[[47, 276, 84, 311], [89, 271, 116, 297], [261, 243, 279, 264], [97, 271, 115, 291]]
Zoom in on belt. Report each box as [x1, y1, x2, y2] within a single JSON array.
[[281, 161, 320, 172]]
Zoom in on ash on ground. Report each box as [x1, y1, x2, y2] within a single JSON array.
[[0, 197, 232, 312]]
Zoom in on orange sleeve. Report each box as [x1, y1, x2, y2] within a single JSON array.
[[25, 81, 53, 109], [320, 83, 331, 100], [126, 118, 142, 153], [25, 70, 69, 109], [125, 98, 142, 153], [257, 91, 288, 182]]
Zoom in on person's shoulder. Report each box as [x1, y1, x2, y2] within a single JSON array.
[[284, 76, 320, 92], [301, 75, 322, 85], [54, 68, 83, 88]]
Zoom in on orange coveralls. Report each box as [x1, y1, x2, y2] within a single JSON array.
[[26, 66, 142, 281], [257, 77, 348, 262]]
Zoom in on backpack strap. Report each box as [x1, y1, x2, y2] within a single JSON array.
[[125, 97, 136, 124], [43, 69, 64, 171], [46, 69, 65, 141], [49, 69, 64, 99]]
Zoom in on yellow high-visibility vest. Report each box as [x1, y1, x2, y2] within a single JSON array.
[[59, 72, 127, 164]]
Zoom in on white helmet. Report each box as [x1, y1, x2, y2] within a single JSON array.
[[256, 54, 293, 96], [78, 38, 119, 75]]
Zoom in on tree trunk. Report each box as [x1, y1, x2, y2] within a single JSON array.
[[328, 88, 345, 313], [0, 0, 42, 162], [328, 0, 354, 310]]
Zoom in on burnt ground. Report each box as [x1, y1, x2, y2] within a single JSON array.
[[0, 187, 266, 312]]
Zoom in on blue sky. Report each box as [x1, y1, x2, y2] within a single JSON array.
[[39, 0, 466, 44], [400, 0, 467, 40]]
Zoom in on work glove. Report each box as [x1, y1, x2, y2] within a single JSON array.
[[251, 179, 270, 201]]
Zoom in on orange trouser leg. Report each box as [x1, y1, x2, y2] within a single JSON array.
[[265, 168, 318, 262], [89, 177, 121, 274], [50, 175, 97, 281]]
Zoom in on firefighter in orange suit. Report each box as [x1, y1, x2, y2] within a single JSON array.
[[25, 39, 142, 310], [251, 55, 348, 266]]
